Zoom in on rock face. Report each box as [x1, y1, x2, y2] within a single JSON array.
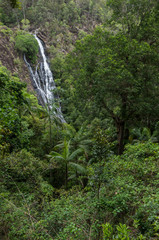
[[37, 31, 47, 43], [0, 26, 33, 91], [0, 26, 16, 72]]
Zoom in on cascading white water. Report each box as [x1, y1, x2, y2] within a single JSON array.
[[24, 34, 65, 123]]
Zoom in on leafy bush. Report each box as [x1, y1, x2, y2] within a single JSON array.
[[15, 31, 38, 63], [102, 223, 145, 240], [0, 65, 27, 153], [0, 149, 51, 239]]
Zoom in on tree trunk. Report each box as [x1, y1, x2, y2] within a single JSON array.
[[117, 121, 125, 155], [49, 115, 52, 146], [76, 169, 78, 185], [50, 169, 53, 185], [65, 163, 68, 189]]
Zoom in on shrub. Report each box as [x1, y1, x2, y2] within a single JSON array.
[[15, 31, 38, 63]]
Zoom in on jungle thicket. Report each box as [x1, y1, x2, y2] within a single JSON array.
[[0, 0, 159, 239]]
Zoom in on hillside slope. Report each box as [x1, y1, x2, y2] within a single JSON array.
[[0, 25, 33, 91]]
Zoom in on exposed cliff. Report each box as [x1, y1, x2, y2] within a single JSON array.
[[0, 25, 33, 91]]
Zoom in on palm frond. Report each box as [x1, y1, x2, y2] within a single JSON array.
[[68, 173, 76, 180], [69, 162, 87, 174], [48, 151, 62, 157], [69, 148, 83, 161]]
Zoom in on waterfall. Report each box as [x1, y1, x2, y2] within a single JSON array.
[[24, 34, 65, 123]]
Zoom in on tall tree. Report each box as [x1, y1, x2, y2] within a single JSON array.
[[0, 66, 26, 153], [48, 139, 85, 189], [65, 25, 159, 154], [106, 0, 159, 41]]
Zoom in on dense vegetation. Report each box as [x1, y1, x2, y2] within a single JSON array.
[[0, 0, 159, 239]]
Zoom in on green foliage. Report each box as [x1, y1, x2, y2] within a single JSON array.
[[0, 149, 52, 240], [0, 0, 17, 25], [15, 31, 38, 63], [0, 64, 60, 156], [48, 138, 85, 189], [0, 26, 13, 36], [106, 0, 159, 41], [100, 142, 159, 238], [102, 222, 145, 240], [21, 18, 30, 31], [1, 1, 159, 239], [63, 19, 159, 153], [0, 149, 45, 183], [102, 222, 113, 239], [0, 65, 27, 153], [9, 0, 21, 8], [50, 52, 65, 80]]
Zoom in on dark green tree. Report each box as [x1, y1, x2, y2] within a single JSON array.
[[65, 25, 159, 154], [0, 65, 31, 154], [48, 138, 85, 189]]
